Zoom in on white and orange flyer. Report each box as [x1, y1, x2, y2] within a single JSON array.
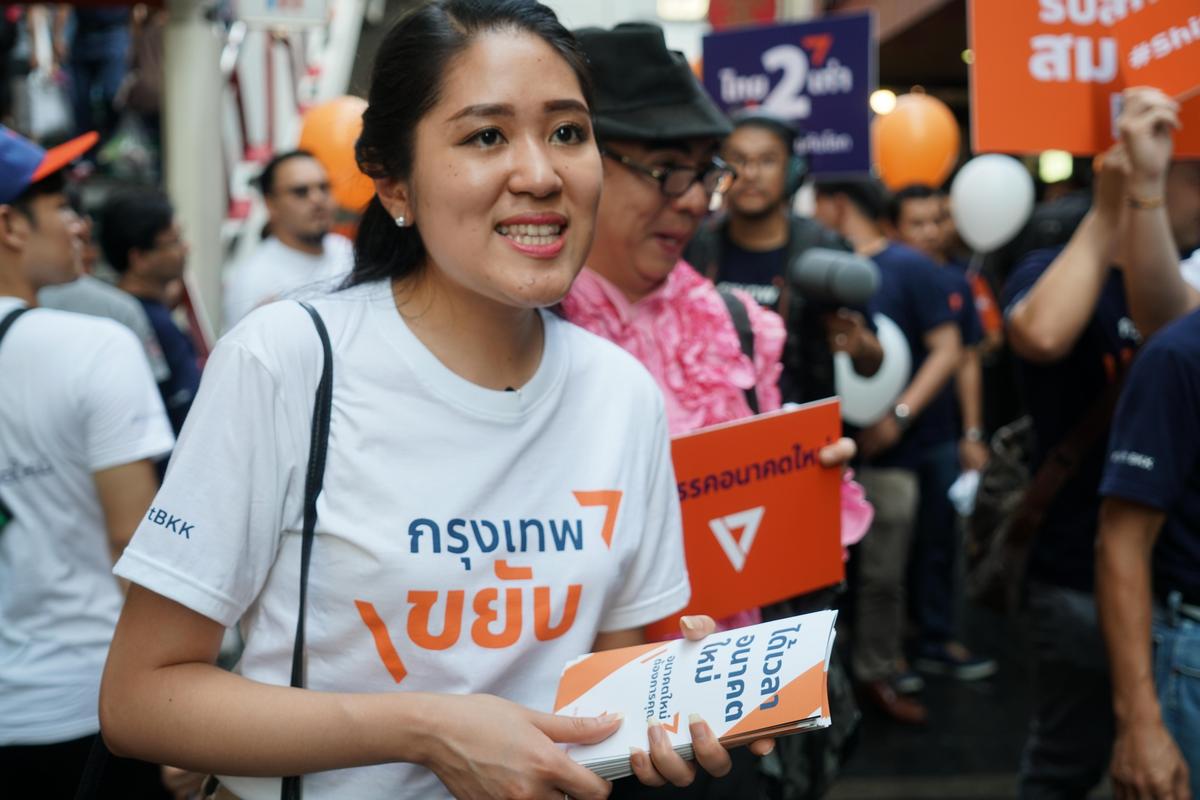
[[554, 610, 838, 780]]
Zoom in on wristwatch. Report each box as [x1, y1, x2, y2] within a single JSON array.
[[891, 403, 912, 433], [964, 427, 985, 443]]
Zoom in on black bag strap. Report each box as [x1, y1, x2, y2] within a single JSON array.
[[282, 301, 334, 800], [0, 305, 29, 349], [717, 287, 759, 414]]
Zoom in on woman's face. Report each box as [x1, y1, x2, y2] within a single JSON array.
[[587, 138, 718, 302], [399, 30, 601, 310]]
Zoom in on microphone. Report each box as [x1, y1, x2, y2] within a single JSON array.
[[788, 248, 880, 306]]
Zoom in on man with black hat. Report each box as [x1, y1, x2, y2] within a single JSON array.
[[563, 22, 859, 800], [0, 126, 175, 795], [686, 110, 882, 404]]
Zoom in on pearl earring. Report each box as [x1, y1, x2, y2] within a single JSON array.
[[395, 215, 406, 228]]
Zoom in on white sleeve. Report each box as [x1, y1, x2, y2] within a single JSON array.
[[114, 337, 307, 626], [83, 325, 174, 471], [598, 405, 691, 632]]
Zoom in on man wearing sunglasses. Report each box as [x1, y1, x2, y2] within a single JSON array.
[[222, 149, 353, 329]]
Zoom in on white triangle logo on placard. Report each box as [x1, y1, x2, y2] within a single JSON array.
[[708, 506, 766, 573]]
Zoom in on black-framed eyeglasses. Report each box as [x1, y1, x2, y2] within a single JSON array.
[[601, 149, 736, 198]]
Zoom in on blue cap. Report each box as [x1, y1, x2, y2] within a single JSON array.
[[0, 127, 97, 204]]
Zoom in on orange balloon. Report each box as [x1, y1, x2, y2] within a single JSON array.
[[872, 93, 960, 191], [298, 96, 375, 211]]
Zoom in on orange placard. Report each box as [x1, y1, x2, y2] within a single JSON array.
[[969, 0, 1200, 157], [1114, 0, 1200, 101], [646, 400, 844, 639]]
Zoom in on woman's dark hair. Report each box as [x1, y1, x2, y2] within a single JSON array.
[[348, 0, 592, 287], [96, 189, 175, 273]]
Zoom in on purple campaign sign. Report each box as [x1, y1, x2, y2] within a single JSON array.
[[703, 12, 875, 176]]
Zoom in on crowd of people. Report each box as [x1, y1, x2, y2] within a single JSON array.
[[1, 1, 1199, 799]]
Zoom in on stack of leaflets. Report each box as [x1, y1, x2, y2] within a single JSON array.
[[554, 610, 838, 780]]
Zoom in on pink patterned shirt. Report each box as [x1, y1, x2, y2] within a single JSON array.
[[561, 261, 786, 633], [561, 261, 785, 436]]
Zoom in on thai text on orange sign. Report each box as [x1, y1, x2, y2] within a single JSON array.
[[969, 0, 1200, 156], [646, 400, 843, 639]]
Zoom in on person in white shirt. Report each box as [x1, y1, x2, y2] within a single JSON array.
[[0, 126, 177, 796], [99, 3, 768, 799], [222, 150, 354, 329]]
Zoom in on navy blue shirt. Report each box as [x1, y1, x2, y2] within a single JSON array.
[[867, 242, 956, 468], [1100, 308, 1200, 604], [1002, 247, 1140, 592], [713, 241, 788, 309], [936, 266, 983, 431], [136, 297, 199, 436], [941, 267, 983, 348]]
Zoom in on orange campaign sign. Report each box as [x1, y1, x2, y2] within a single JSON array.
[[1114, 0, 1200, 101], [969, 0, 1200, 157], [645, 399, 844, 639]]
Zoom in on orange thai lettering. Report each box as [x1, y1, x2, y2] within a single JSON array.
[[354, 600, 409, 684], [533, 584, 582, 641], [406, 589, 465, 650], [471, 587, 523, 648]]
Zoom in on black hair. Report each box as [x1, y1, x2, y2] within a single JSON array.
[[97, 188, 175, 273], [348, 0, 592, 287], [257, 149, 319, 197], [10, 172, 67, 225], [813, 178, 889, 222], [887, 183, 942, 225], [730, 109, 798, 155]]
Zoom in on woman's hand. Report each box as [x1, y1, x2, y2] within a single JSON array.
[[630, 616, 775, 788], [420, 693, 620, 800]]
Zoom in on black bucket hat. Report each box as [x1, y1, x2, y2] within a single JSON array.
[[574, 23, 732, 143]]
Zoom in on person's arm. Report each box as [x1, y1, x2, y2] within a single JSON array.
[[101, 585, 620, 799], [956, 346, 988, 471], [1095, 498, 1191, 800], [1117, 87, 1200, 338], [898, 321, 961, 416], [93, 459, 159, 563], [826, 309, 883, 377], [1008, 148, 1126, 363], [51, 5, 69, 68], [859, 321, 960, 460]]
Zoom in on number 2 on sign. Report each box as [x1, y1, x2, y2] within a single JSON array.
[[761, 44, 812, 119]]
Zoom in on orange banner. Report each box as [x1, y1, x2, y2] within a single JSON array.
[[969, 0, 1200, 156], [1114, 0, 1200, 100], [646, 400, 844, 639]]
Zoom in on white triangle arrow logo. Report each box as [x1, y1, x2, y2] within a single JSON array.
[[708, 506, 766, 573]]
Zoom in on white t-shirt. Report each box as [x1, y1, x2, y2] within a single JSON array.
[[0, 297, 174, 746], [115, 281, 690, 800], [39, 274, 171, 384], [222, 234, 354, 330]]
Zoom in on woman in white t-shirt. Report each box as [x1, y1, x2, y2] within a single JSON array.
[[99, 2, 766, 799]]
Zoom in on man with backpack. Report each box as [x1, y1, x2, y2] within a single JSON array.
[[684, 110, 881, 405], [0, 126, 175, 795]]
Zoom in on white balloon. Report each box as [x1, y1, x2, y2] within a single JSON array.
[[835, 313, 911, 427], [950, 154, 1035, 253]]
